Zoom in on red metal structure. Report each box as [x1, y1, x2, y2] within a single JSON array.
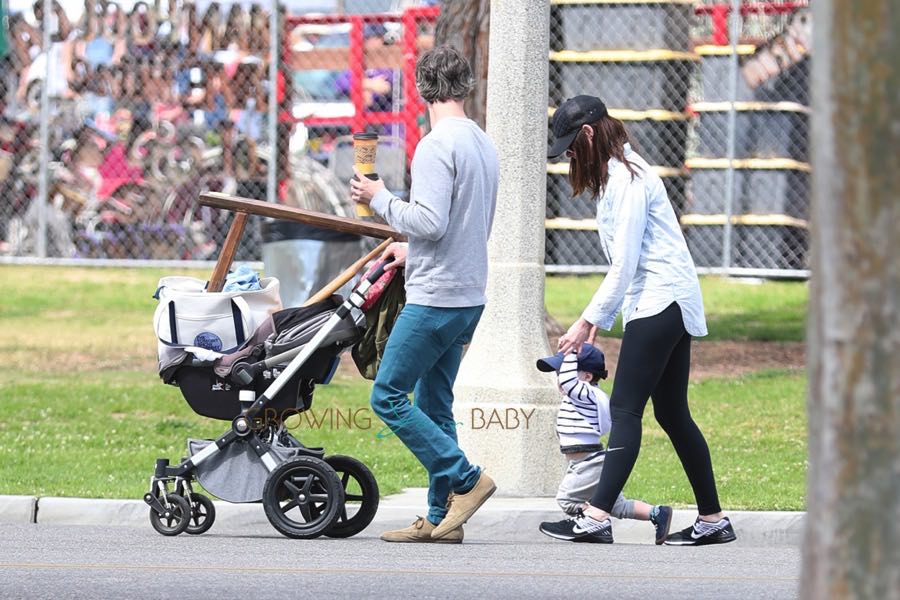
[[284, 6, 440, 166], [696, 1, 810, 45]]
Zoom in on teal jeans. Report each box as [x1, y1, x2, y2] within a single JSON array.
[[370, 303, 484, 525]]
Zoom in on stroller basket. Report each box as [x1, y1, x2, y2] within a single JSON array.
[[187, 434, 317, 503], [174, 296, 360, 421]]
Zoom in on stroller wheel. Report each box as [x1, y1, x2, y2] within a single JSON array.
[[183, 493, 216, 535], [262, 456, 345, 539], [323, 455, 380, 539], [149, 493, 192, 536]]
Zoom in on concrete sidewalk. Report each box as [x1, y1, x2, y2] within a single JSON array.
[[0, 490, 803, 546]]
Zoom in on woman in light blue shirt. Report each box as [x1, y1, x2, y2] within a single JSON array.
[[547, 96, 735, 547]]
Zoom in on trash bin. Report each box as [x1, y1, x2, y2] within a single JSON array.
[[261, 221, 363, 308]]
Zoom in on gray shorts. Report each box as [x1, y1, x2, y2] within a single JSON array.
[[556, 451, 635, 519]]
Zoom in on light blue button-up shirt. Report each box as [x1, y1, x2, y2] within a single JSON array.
[[581, 144, 708, 337]]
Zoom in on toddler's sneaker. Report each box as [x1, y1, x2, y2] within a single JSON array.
[[664, 516, 736, 546], [650, 505, 673, 545], [539, 510, 613, 544]]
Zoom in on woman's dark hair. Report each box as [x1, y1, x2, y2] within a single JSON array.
[[568, 115, 641, 199], [415, 45, 475, 104]]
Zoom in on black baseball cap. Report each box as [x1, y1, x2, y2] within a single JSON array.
[[548, 95, 608, 158], [536, 343, 608, 380]]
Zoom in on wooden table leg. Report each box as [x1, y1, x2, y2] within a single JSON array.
[[207, 212, 249, 293]]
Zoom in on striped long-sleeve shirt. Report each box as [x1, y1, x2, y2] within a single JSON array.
[[556, 351, 612, 451]]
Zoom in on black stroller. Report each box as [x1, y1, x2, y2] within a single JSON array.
[[144, 261, 391, 539]]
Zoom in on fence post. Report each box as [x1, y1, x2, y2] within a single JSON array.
[[35, 0, 52, 258], [266, 0, 279, 204], [722, 0, 742, 271]]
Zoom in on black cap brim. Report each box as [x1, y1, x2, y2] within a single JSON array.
[[536, 354, 564, 372], [547, 129, 579, 159]]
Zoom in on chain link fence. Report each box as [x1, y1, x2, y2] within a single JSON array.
[[2, 0, 811, 278], [0, 0, 429, 264], [1, 0, 283, 261], [546, 0, 812, 277]]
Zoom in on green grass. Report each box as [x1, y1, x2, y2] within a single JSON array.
[[0, 266, 808, 509], [0, 266, 210, 377], [545, 275, 808, 341], [0, 367, 806, 510], [612, 369, 807, 511], [0, 371, 423, 499]]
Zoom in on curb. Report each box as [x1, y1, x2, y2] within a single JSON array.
[[0, 495, 37, 524], [36, 497, 270, 529], [5, 490, 804, 546]]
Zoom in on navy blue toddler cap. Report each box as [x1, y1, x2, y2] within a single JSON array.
[[536, 343, 608, 380]]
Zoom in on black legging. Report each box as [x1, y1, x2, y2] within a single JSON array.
[[591, 302, 722, 515]]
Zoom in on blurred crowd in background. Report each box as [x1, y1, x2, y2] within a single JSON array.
[[0, 0, 439, 259], [3, 0, 292, 140]]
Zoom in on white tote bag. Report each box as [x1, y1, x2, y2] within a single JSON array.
[[153, 276, 283, 362]]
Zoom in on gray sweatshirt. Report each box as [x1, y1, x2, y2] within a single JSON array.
[[370, 117, 499, 308]]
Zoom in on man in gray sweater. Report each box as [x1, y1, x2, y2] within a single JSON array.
[[350, 45, 498, 543]]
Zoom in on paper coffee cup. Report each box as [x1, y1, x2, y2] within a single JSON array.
[[353, 133, 378, 217]]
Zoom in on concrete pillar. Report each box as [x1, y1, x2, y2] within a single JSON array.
[[453, 0, 562, 496]]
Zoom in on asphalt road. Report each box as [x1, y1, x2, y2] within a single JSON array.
[[0, 522, 800, 599]]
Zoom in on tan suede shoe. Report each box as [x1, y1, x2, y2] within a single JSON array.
[[431, 472, 496, 540], [380, 517, 464, 543]]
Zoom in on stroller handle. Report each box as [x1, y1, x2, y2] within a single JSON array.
[[364, 256, 394, 285], [231, 256, 396, 394]]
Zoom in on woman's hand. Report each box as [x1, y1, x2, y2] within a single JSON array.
[[350, 166, 386, 206], [558, 318, 594, 354], [380, 242, 407, 271]]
